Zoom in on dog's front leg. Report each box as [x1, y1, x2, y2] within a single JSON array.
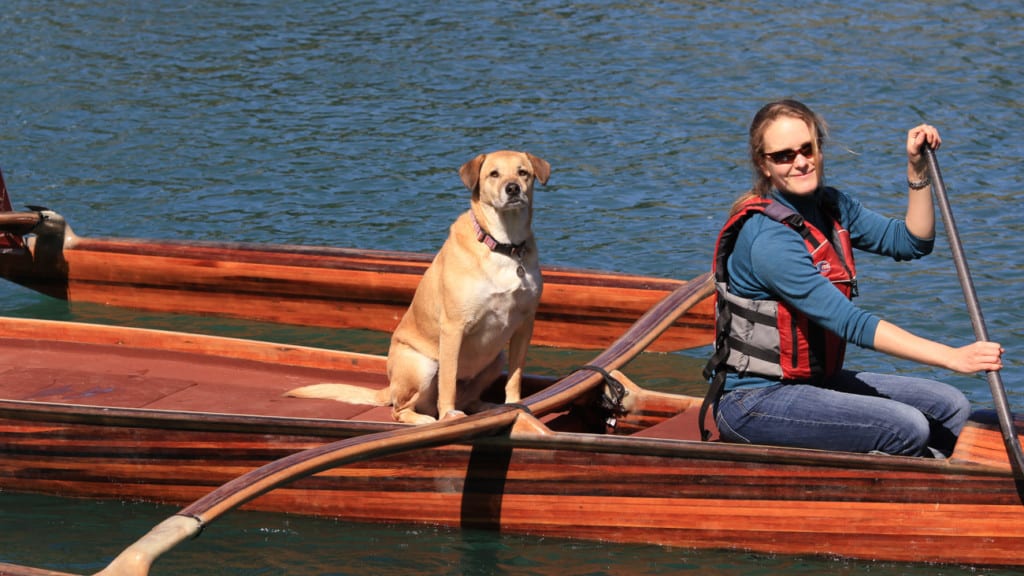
[[505, 318, 535, 404], [437, 322, 464, 419]]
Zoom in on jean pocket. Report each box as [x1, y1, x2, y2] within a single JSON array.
[[726, 387, 762, 413], [714, 411, 742, 443], [717, 389, 757, 443]]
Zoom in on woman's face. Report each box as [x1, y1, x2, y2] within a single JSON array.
[[760, 116, 820, 197]]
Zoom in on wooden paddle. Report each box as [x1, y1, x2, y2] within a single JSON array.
[[0, 407, 528, 576], [96, 404, 526, 576], [0, 273, 710, 576], [923, 145, 1024, 478], [0, 211, 42, 235]]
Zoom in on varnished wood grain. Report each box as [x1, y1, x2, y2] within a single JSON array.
[[0, 221, 714, 351], [0, 276, 1021, 567]]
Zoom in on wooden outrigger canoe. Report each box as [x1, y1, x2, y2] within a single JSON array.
[[1, 277, 1023, 573], [0, 207, 712, 353]]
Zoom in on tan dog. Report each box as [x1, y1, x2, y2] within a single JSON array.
[[288, 150, 550, 423]]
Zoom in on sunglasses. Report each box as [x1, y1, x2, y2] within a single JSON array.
[[764, 142, 815, 164]]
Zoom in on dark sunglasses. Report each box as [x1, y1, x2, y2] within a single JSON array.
[[764, 142, 815, 164]]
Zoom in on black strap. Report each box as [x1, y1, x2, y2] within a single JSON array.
[[727, 336, 778, 364], [577, 364, 626, 415], [727, 302, 777, 327], [698, 369, 726, 442], [503, 402, 534, 416], [699, 291, 734, 441]]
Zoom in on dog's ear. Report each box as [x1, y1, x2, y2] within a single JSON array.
[[526, 153, 551, 185], [459, 153, 487, 195]]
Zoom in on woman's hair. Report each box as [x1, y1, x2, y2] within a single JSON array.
[[730, 99, 829, 215]]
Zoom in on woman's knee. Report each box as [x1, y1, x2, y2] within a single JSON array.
[[880, 410, 931, 456], [942, 385, 972, 433]]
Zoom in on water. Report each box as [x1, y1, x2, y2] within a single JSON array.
[[1, 0, 1023, 573]]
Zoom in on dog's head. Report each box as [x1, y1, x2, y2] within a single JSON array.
[[459, 151, 550, 212]]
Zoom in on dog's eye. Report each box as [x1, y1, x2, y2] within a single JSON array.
[[518, 169, 530, 178], [488, 170, 500, 178]]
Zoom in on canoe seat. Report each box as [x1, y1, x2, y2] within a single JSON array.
[[629, 404, 718, 442]]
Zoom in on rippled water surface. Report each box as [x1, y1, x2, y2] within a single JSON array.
[[1, 1, 1023, 574]]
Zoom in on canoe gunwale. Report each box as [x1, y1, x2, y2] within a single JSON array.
[[0, 397, 1014, 482], [69, 235, 687, 290], [503, 427, 1016, 477]]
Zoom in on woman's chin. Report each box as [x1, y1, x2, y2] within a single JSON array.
[[783, 177, 820, 196]]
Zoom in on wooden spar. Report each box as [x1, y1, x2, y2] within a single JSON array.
[[0, 211, 42, 235], [924, 146, 1024, 479], [0, 409, 525, 576], [95, 407, 527, 576], [525, 271, 713, 414]]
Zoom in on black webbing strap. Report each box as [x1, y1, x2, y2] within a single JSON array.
[[699, 370, 726, 442], [503, 403, 534, 416], [699, 294, 731, 442], [576, 364, 626, 416]]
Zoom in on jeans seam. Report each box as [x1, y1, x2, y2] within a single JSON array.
[[721, 386, 929, 454], [716, 411, 750, 444], [746, 409, 913, 438]]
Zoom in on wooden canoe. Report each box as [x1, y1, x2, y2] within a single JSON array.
[[0, 208, 712, 352], [0, 276, 1023, 571]]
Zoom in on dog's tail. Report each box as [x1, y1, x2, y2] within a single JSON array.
[[284, 383, 390, 406]]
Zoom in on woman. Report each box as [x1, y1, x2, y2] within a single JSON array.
[[703, 99, 1003, 457]]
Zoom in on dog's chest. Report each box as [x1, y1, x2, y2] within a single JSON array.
[[470, 256, 541, 330]]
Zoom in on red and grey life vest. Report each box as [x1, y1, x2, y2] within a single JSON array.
[[699, 189, 857, 440]]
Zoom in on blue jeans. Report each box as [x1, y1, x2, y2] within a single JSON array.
[[715, 370, 971, 457]]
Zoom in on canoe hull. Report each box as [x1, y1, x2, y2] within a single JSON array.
[[3, 411, 1023, 567], [0, 288, 1021, 567], [0, 211, 713, 352]]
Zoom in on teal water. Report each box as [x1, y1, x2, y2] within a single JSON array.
[[1, 1, 1023, 573]]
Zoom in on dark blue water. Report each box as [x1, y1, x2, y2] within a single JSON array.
[[1, 1, 1023, 573]]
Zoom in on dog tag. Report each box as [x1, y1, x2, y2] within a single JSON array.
[[516, 265, 525, 278]]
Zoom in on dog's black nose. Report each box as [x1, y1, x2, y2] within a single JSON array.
[[505, 182, 521, 196]]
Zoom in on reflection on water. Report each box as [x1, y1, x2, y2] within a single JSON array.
[[0, 492, 994, 576]]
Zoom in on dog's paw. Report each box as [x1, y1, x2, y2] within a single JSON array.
[[441, 410, 467, 421], [396, 411, 438, 425]]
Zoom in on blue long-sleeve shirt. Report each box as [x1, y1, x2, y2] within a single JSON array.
[[724, 188, 934, 390]]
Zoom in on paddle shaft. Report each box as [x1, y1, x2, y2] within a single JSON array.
[[923, 146, 1024, 478], [96, 405, 525, 576]]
